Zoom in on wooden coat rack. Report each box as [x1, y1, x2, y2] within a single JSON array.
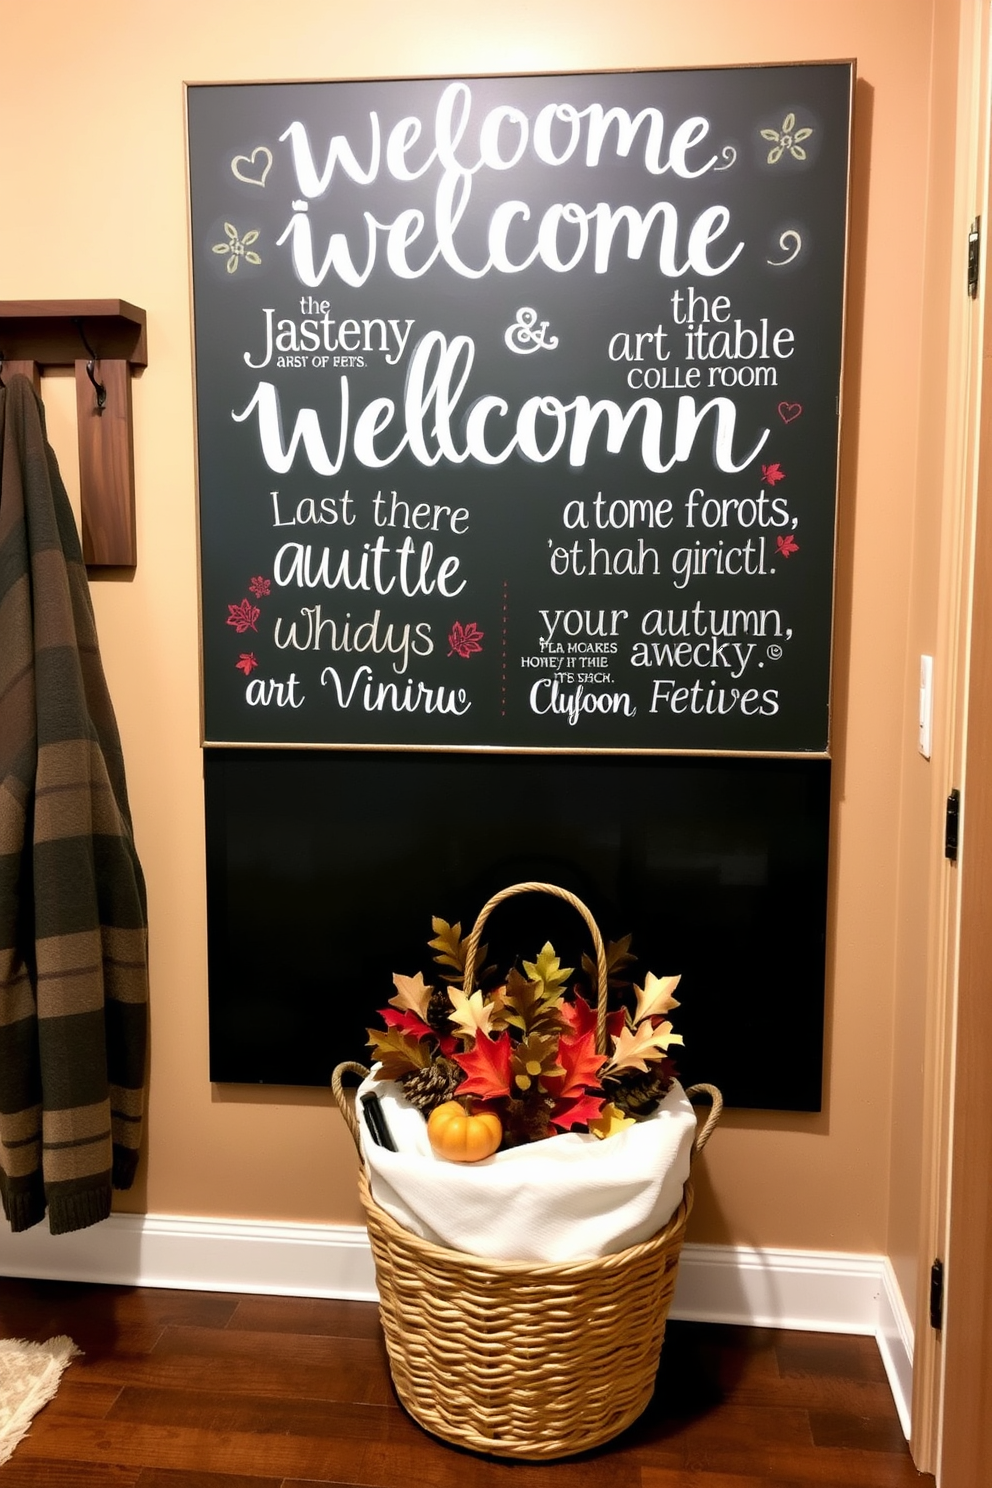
[[0, 299, 147, 566]]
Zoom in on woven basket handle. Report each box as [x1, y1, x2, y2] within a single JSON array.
[[462, 881, 610, 1053], [684, 1082, 722, 1158], [332, 1060, 369, 1153]]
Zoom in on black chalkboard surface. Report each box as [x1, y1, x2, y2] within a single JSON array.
[[188, 64, 852, 753], [204, 749, 830, 1108]]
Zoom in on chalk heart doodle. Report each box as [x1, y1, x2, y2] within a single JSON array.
[[778, 401, 803, 424], [231, 146, 273, 187]]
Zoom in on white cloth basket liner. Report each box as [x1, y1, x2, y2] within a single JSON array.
[[357, 1072, 696, 1264]]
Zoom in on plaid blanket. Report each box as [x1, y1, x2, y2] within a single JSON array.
[[0, 373, 148, 1234]]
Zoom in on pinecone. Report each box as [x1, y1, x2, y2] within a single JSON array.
[[603, 1062, 674, 1118], [400, 1056, 461, 1115], [500, 1090, 556, 1146], [425, 985, 455, 1036]]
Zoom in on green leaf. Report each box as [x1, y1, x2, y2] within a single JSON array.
[[522, 942, 572, 997]]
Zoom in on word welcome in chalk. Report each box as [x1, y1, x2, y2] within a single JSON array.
[[234, 332, 769, 476], [274, 82, 744, 287]]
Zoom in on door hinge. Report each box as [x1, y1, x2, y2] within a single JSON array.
[[930, 1258, 944, 1331], [945, 789, 961, 861], [968, 217, 981, 298]]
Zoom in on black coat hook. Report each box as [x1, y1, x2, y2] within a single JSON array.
[[72, 318, 107, 412]]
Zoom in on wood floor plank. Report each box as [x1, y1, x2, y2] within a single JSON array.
[[807, 1407, 910, 1453], [642, 1446, 930, 1487], [0, 1278, 238, 1360], [0, 1461, 140, 1486], [106, 1385, 401, 1437], [75, 1326, 394, 1407], [775, 1333, 887, 1382], [134, 1472, 284, 1487], [42, 1376, 124, 1420], [227, 1297, 383, 1341], [628, 1401, 816, 1453]]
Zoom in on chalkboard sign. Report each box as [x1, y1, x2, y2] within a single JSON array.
[[204, 749, 830, 1108], [188, 64, 852, 753]]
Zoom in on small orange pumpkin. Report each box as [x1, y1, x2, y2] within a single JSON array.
[[427, 1100, 503, 1163]]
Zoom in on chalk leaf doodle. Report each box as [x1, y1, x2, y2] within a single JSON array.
[[248, 574, 271, 597], [448, 621, 484, 658], [235, 653, 259, 676], [231, 146, 273, 187], [761, 462, 786, 485], [226, 598, 260, 634], [212, 223, 262, 274], [778, 401, 803, 424], [776, 534, 800, 558], [761, 113, 814, 165]]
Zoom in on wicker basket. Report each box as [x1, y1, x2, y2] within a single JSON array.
[[332, 880, 721, 1460]]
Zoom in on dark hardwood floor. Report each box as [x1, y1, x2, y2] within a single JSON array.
[[0, 1278, 934, 1486]]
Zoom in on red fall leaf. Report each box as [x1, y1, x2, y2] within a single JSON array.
[[541, 1025, 607, 1104], [560, 994, 626, 1043], [249, 575, 272, 597], [447, 621, 484, 658], [235, 653, 258, 676], [550, 1089, 607, 1132], [761, 462, 786, 485], [380, 1006, 436, 1042], [776, 534, 800, 558], [227, 598, 260, 634], [454, 1030, 513, 1100]]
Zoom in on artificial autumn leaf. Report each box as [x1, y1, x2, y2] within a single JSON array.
[[560, 993, 627, 1043], [581, 933, 638, 991], [588, 1101, 637, 1140], [447, 985, 499, 1042], [380, 1006, 435, 1042], [510, 1032, 565, 1092], [428, 918, 492, 987], [606, 1019, 684, 1075], [447, 620, 484, 658], [388, 971, 433, 1022], [761, 462, 786, 485], [454, 1030, 513, 1101], [776, 533, 800, 558], [428, 918, 465, 976], [367, 1025, 433, 1081], [501, 966, 565, 1037], [226, 598, 260, 634], [633, 972, 682, 1026], [522, 943, 573, 998], [235, 653, 258, 676], [542, 1025, 607, 1102], [550, 1089, 607, 1132]]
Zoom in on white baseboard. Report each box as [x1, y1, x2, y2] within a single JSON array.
[[0, 1216, 914, 1435]]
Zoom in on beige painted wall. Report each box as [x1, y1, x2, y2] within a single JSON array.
[[1, 0, 954, 1266]]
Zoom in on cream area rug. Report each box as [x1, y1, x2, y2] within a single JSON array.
[[0, 1336, 80, 1465]]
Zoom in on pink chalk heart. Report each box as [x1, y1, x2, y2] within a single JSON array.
[[778, 402, 802, 424]]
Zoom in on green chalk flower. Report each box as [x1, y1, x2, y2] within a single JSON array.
[[760, 113, 813, 165], [212, 223, 261, 273]]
